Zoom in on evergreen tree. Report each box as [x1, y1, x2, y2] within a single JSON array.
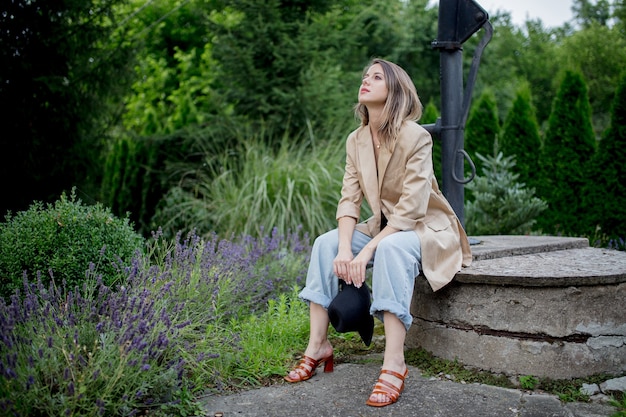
[[500, 84, 542, 192], [581, 71, 626, 240], [465, 152, 547, 235], [558, 23, 626, 136], [538, 71, 596, 235], [465, 89, 500, 203], [465, 89, 500, 164]]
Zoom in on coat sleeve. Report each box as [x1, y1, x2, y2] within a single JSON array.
[[336, 131, 363, 221]]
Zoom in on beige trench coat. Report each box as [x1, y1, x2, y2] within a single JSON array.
[[335, 121, 472, 291]]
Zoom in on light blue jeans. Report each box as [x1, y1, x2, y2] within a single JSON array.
[[299, 228, 422, 331]]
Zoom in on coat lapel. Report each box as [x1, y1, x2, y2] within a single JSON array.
[[377, 140, 394, 194]]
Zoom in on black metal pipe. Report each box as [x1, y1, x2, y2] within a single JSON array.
[[439, 48, 465, 225], [428, 0, 490, 227]]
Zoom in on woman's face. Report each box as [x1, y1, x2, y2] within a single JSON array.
[[359, 63, 388, 107]]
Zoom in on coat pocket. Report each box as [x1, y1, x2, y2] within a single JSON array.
[[425, 214, 452, 232]]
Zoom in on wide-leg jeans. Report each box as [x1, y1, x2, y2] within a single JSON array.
[[299, 228, 422, 331]]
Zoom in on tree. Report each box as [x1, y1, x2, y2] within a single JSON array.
[[538, 71, 596, 235], [465, 89, 500, 165], [557, 23, 626, 136], [581, 71, 626, 239], [0, 0, 136, 216], [121, 0, 229, 136], [572, 0, 612, 27], [465, 152, 547, 235], [387, 0, 440, 106], [615, 0, 626, 34], [500, 84, 542, 192], [471, 13, 568, 129], [514, 20, 572, 127], [208, 0, 340, 139], [207, 0, 440, 139]]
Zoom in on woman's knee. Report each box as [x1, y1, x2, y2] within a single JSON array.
[[375, 233, 405, 254], [314, 229, 339, 248]]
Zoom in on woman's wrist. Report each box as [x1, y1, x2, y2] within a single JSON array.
[[363, 244, 376, 252]]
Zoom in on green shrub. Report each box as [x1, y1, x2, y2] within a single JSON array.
[[0, 188, 144, 298], [466, 152, 547, 235]]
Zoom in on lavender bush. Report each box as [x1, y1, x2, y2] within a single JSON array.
[[0, 227, 311, 416]]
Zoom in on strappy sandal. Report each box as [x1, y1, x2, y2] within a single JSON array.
[[284, 354, 334, 383], [365, 368, 408, 407]]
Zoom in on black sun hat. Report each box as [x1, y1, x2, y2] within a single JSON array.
[[328, 282, 374, 347]]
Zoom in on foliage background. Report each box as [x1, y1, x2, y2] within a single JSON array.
[[1, 2, 626, 415], [1, 0, 626, 241]]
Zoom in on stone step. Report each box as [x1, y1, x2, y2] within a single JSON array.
[[469, 235, 590, 261], [407, 235, 626, 379], [460, 235, 626, 286]]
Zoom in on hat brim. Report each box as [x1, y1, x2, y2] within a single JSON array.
[[328, 282, 374, 347]]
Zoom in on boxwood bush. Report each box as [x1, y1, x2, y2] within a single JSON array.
[[0, 188, 144, 298]]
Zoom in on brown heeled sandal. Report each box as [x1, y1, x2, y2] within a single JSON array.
[[365, 368, 408, 407], [284, 354, 334, 383]]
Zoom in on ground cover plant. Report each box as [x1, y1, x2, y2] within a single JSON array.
[[0, 227, 311, 416]]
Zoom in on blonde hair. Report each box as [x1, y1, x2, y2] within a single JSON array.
[[354, 58, 423, 146]]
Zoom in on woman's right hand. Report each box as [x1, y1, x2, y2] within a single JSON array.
[[333, 248, 354, 285]]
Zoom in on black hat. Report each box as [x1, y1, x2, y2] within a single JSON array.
[[328, 282, 375, 347]]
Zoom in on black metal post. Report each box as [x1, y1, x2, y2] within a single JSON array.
[[439, 47, 465, 225], [424, 0, 491, 228]]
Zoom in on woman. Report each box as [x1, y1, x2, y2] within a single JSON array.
[[285, 58, 472, 407]]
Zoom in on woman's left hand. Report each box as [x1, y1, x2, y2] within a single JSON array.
[[348, 247, 374, 287]]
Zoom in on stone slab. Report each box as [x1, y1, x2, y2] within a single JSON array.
[[456, 247, 626, 286], [200, 362, 617, 417], [469, 235, 590, 261]]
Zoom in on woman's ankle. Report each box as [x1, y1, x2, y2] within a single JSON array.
[[304, 340, 333, 359]]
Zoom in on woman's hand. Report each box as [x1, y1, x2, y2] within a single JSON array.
[[333, 248, 354, 284], [348, 246, 374, 287]]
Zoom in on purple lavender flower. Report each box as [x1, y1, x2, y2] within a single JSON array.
[[4, 367, 17, 379], [0, 225, 312, 416], [96, 398, 105, 416], [26, 375, 35, 390]]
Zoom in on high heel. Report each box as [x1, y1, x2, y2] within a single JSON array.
[[284, 353, 334, 383], [365, 368, 408, 407]]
